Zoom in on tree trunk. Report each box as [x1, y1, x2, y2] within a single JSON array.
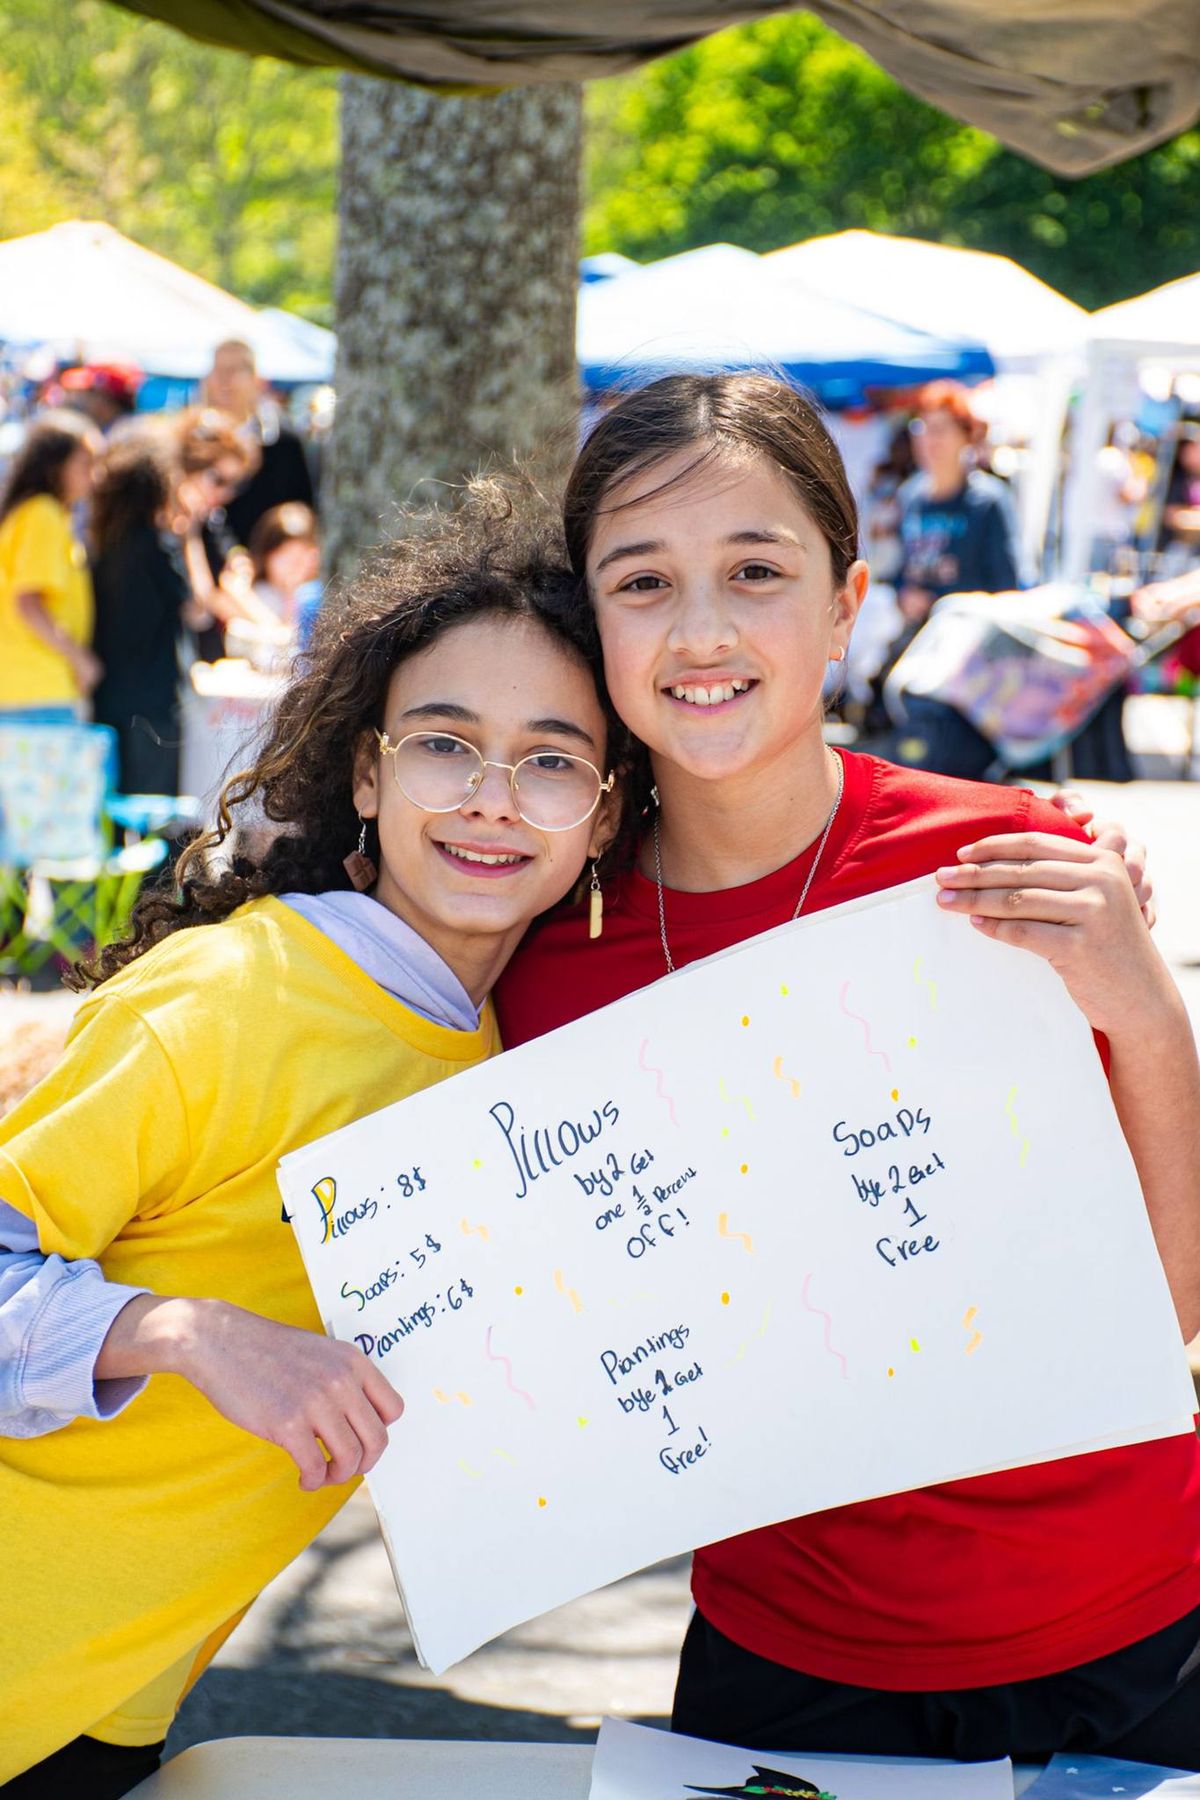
[[326, 78, 582, 575]]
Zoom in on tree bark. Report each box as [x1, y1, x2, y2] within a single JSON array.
[[326, 78, 582, 574]]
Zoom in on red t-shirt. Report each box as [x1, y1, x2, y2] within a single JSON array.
[[495, 749, 1200, 1690]]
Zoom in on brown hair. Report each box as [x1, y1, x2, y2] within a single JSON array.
[[71, 481, 634, 989], [0, 410, 98, 525], [563, 373, 860, 584], [174, 407, 255, 478], [91, 437, 172, 562], [249, 501, 318, 583]]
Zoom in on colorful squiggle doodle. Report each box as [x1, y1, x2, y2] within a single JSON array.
[[772, 1055, 802, 1098], [553, 1268, 584, 1314], [1004, 1085, 1031, 1168], [638, 1037, 680, 1127], [838, 982, 893, 1075], [963, 1305, 983, 1354], [433, 1388, 473, 1405], [457, 1458, 482, 1480], [460, 1217, 490, 1242], [717, 1211, 754, 1254], [801, 1272, 849, 1379], [913, 955, 939, 1012], [718, 1075, 755, 1121], [728, 1303, 773, 1366], [484, 1326, 537, 1410], [491, 1447, 517, 1465]]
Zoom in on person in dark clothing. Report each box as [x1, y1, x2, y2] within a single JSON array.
[[90, 438, 192, 794], [889, 381, 1022, 778], [202, 339, 315, 546]]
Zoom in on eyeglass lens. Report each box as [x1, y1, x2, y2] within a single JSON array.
[[391, 733, 602, 831]]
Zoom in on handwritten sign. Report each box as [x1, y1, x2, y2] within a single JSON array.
[[587, 1717, 1013, 1800], [280, 875, 1195, 1673]]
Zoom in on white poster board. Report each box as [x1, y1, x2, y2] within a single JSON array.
[[1026, 1755, 1200, 1797], [587, 1717, 1013, 1800], [279, 876, 1194, 1673]]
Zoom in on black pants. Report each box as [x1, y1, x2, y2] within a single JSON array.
[[4, 1734, 164, 1798], [673, 1604, 1200, 1767]]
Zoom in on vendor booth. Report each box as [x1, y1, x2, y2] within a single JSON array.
[[576, 242, 993, 410], [0, 220, 334, 383]]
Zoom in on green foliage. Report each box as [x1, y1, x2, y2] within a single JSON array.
[[0, 0, 337, 321], [583, 15, 1200, 310]]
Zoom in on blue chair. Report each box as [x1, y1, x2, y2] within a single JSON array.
[[0, 722, 170, 974]]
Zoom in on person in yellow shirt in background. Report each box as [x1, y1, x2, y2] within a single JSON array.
[[0, 411, 103, 719], [0, 483, 628, 1796]]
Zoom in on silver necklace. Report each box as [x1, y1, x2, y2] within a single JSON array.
[[651, 751, 845, 974]]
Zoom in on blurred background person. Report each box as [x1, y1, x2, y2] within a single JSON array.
[[59, 363, 142, 438], [90, 436, 201, 794], [1157, 423, 1200, 573], [883, 381, 1023, 777], [897, 380, 1021, 621], [0, 411, 102, 721], [247, 501, 320, 628], [171, 407, 280, 659], [202, 338, 315, 546]]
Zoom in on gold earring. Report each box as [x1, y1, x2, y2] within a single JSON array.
[[588, 861, 603, 940], [343, 815, 378, 892]]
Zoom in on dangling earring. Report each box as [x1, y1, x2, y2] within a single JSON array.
[[650, 785, 660, 806], [828, 647, 845, 663], [588, 862, 604, 940], [343, 815, 378, 892]]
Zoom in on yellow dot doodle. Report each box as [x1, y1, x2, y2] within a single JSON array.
[[576, 1416, 589, 1428], [908, 1036, 918, 1048], [739, 1162, 749, 1175], [910, 1338, 921, 1352], [513, 1285, 524, 1296], [780, 984, 790, 997], [887, 1367, 895, 1378], [741, 1015, 750, 1027], [721, 1126, 730, 1137], [720, 1291, 731, 1305], [537, 1496, 548, 1508], [890, 1088, 900, 1101], [472, 1158, 483, 1170]]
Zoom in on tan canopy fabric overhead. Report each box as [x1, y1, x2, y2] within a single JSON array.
[[113, 0, 1198, 175]]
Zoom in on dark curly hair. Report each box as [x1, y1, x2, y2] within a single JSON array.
[[0, 410, 99, 524], [90, 436, 172, 562], [73, 481, 637, 989]]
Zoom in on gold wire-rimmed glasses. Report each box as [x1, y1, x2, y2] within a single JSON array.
[[376, 729, 614, 833]]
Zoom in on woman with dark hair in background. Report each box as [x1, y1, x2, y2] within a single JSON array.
[[0, 411, 102, 719], [90, 438, 195, 795]]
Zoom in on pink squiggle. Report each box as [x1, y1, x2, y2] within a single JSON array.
[[838, 981, 892, 1075], [484, 1326, 536, 1411], [801, 1273, 849, 1379], [638, 1037, 679, 1127]]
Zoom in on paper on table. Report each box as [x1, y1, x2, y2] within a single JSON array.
[[279, 875, 1195, 1672], [1024, 1754, 1200, 1795], [586, 1717, 1014, 1800]]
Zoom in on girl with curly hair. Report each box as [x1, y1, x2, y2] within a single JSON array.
[[0, 486, 628, 1794]]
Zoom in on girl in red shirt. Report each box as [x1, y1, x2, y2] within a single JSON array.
[[494, 373, 1200, 1766]]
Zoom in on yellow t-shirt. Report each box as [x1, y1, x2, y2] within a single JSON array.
[[0, 897, 498, 1779], [0, 493, 94, 706]]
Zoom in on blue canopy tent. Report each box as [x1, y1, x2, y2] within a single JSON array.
[[577, 243, 993, 408]]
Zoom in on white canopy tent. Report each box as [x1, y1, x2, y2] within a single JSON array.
[[766, 232, 1088, 569], [1062, 269, 1200, 578], [577, 242, 993, 409], [0, 220, 334, 383], [766, 231, 1086, 371]]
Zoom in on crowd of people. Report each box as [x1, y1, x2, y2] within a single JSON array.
[[0, 339, 321, 796], [2, 370, 1199, 1798]]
